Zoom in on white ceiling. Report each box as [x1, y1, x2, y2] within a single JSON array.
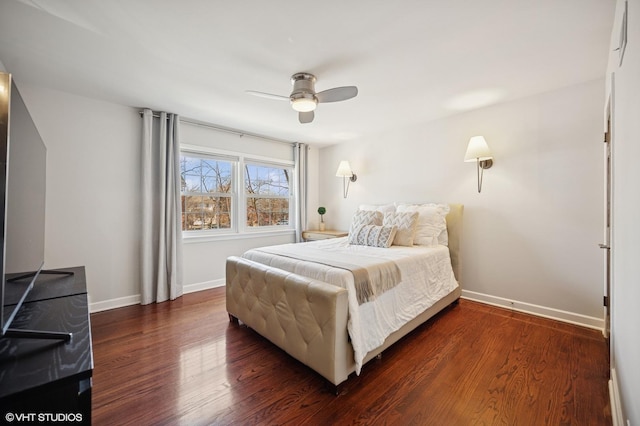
[[0, 0, 615, 145]]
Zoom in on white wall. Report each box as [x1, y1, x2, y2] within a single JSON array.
[[15, 83, 142, 307], [319, 79, 605, 326], [606, 0, 640, 424]]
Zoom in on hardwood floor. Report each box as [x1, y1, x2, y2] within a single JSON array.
[[91, 288, 611, 425]]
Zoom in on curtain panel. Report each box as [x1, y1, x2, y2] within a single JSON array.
[[294, 142, 308, 242], [141, 109, 183, 304]]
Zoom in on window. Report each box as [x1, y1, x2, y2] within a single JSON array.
[[180, 148, 294, 237], [245, 163, 290, 227], [180, 154, 234, 231]]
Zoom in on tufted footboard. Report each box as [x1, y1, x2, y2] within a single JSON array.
[[226, 256, 353, 386]]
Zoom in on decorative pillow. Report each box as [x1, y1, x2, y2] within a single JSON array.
[[349, 210, 383, 235], [396, 203, 449, 246], [383, 211, 419, 246], [348, 224, 397, 248], [358, 203, 396, 214]]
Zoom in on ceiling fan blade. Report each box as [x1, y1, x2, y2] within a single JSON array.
[[245, 90, 289, 101], [299, 111, 314, 124], [316, 86, 358, 103]]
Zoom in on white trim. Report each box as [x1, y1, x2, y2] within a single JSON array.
[[183, 228, 295, 244], [183, 278, 225, 294], [90, 294, 141, 313], [89, 279, 226, 313], [461, 290, 604, 330], [609, 368, 625, 426]]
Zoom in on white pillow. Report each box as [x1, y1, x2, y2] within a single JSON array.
[[359, 203, 396, 214], [349, 210, 383, 236], [383, 211, 419, 246], [348, 224, 397, 248], [395, 203, 449, 246]]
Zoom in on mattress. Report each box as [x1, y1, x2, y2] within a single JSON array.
[[243, 237, 459, 373]]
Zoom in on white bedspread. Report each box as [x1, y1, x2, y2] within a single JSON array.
[[243, 237, 459, 374]]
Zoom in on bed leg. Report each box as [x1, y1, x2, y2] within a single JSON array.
[[324, 381, 344, 396], [228, 313, 239, 324]]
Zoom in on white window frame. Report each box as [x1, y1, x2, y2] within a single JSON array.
[[242, 159, 294, 233], [181, 144, 295, 243]]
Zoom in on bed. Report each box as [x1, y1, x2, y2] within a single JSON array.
[[226, 203, 463, 391]]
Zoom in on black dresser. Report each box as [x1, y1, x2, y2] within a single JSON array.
[[0, 266, 92, 424]]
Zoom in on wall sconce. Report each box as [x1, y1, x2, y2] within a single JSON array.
[[464, 136, 494, 193], [336, 160, 357, 198]]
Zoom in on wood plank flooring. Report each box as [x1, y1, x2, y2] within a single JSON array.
[[90, 288, 611, 425]]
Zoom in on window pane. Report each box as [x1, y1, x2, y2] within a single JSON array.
[[181, 155, 232, 194], [245, 164, 290, 197], [185, 213, 204, 230], [204, 196, 232, 229], [247, 197, 289, 227], [183, 175, 201, 193], [184, 195, 203, 213], [181, 195, 232, 231], [181, 153, 234, 232], [181, 157, 201, 175], [201, 159, 232, 193]]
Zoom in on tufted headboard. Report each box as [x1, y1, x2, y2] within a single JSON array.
[[446, 203, 463, 285]]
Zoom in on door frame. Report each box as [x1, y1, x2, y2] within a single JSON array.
[[603, 99, 612, 341]]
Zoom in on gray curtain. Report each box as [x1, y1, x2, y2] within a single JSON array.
[[141, 109, 183, 304], [294, 142, 308, 242]]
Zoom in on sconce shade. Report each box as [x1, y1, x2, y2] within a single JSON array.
[[464, 136, 493, 193], [336, 160, 357, 198], [464, 136, 493, 161], [335, 161, 354, 177]]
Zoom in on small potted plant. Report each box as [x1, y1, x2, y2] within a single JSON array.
[[317, 207, 326, 231]]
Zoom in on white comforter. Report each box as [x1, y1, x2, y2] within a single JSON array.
[[243, 237, 459, 374]]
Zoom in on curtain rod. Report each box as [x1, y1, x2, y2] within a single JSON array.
[[139, 110, 295, 147]]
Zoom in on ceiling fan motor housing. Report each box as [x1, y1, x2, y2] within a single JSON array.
[[291, 72, 316, 94], [290, 72, 318, 111]]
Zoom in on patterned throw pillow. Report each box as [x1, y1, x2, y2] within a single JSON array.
[[348, 210, 383, 235], [348, 224, 397, 248], [383, 211, 419, 246]]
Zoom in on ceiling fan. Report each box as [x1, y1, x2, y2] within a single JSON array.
[[246, 72, 358, 124]]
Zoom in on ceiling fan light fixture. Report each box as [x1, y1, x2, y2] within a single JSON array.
[[291, 93, 317, 112], [247, 72, 357, 123]]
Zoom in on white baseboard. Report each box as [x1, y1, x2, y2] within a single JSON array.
[[90, 285, 604, 332], [461, 290, 604, 331], [90, 294, 141, 313], [609, 368, 625, 426], [89, 279, 225, 313], [183, 278, 225, 294]]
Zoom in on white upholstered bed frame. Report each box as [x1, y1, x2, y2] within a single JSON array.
[[226, 204, 463, 390]]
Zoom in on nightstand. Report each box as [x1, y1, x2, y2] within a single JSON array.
[[302, 230, 348, 241]]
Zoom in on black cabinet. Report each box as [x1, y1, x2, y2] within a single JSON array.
[[0, 267, 92, 423]]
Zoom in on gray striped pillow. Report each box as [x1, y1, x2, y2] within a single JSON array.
[[348, 224, 397, 248]]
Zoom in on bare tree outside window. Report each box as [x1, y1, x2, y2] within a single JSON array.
[[245, 164, 290, 227], [180, 155, 233, 231]]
